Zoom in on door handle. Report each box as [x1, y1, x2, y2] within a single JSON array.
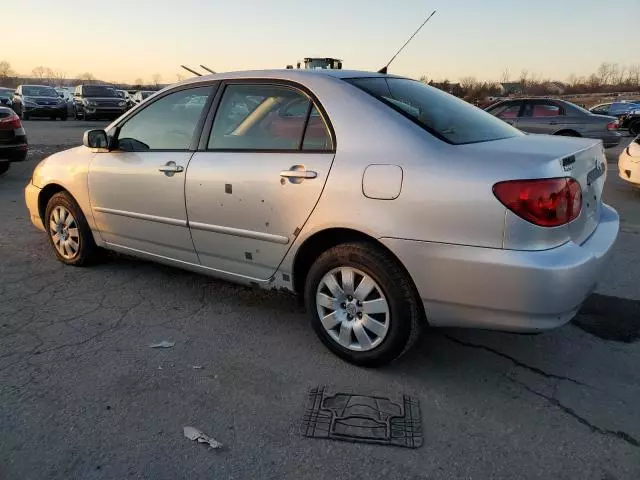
[[280, 165, 317, 184], [158, 161, 184, 177], [548, 121, 558, 125]]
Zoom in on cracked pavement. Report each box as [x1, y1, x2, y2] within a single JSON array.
[[1, 121, 639, 479]]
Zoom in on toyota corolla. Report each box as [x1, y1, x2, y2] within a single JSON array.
[[25, 69, 619, 366]]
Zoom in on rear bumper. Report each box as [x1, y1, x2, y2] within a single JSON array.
[[381, 204, 619, 332], [590, 131, 623, 148], [0, 143, 28, 162], [618, 150, 640, 186], [25, 182, 44, 231]]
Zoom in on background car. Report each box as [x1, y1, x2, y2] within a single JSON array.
[[0, 87, 14, 109], [618, 135, 640, 189], [0, 106, 28, 175], [589, 101, 640, 118], [486, 98, 622, 147], [73, 84, 128, 120], [12, 84, 68, 120], [115, 89, 135, 109], [25, 69, 618, 366], [131, 90, 155, 105]]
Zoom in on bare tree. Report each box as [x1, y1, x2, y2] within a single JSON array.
[[460, 76, 478, 91], [32, 66, 48, 79], [418, 75, 429, 84], [78, 72, 95, 83], [501, 67, 510, 84], [628, 64, 640, 87], [0, 61, 14, 78], [50, 70, 67, 86], [176, 73, 184, 82], [597, 62, 613, 85], [151, 73, 162, 87], [134, 78, 143, 87], [519, 69, 529, 93]]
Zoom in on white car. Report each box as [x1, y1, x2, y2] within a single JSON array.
[[618, 136, 640, 188]]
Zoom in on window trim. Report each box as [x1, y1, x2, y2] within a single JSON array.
[[198, 78, 336, 154], [523, 100, 566, 118], [107, 82, 219, 153]]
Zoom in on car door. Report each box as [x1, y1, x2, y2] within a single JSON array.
[[486, 101, 523, 127], [185, 82, 336, 280], [518, 100, 566, 134], [89, 84, 215, 263]]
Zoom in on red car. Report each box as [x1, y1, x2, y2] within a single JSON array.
[[0, 106, 28, 176]]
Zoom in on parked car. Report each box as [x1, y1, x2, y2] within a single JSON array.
[[0, 106, 28, 175], [589, 101, 640, 135], [486, 98, 622, 148], [0, 87, 14, 109], [73, 84, 128, 120], [25, 70, 619, 366], [114, 89, 135, 109], [12, 85, 68, 120], [618, 135, 640, 189], [131, 90, 155, 105]]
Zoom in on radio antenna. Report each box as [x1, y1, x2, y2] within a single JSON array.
[[200, 65, 216, 74], [378, 10, 436, 74], [180, 65, 202, 77]]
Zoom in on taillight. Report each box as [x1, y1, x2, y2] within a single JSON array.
[[606, 120, 619, 130], [493, 178, 582, 227], [0, 113, 21, 130]]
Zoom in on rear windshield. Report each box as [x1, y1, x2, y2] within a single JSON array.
[[23, 86, 58, 97], [346, 77, 521, 145], [82, 86, 116, 97]]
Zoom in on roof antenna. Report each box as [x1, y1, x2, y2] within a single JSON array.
[[378, 10, 437, 74], [200, 65, 216, 74], [180, 65, 202, 76]]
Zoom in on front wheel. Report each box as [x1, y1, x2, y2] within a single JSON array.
[[629, 121, 640, 137], [45, 192, 98, 266], [304, 242, 423, 367]]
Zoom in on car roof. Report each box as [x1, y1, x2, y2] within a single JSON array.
[[179, 69, 401, 87]]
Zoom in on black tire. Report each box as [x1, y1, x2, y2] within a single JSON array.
[[304, 242, 423, 367], [629, 121, 640, 137], [60, 114, 68, 121], [555, 130, 580, 137], [0, 163, 9, 176], [44, 191, 98, 266], [22, 111, 29, 121]]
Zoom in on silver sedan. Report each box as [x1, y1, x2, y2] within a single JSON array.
[[25, 70, 619, 366]]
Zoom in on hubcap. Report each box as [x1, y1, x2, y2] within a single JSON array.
[[316, 267, 390, 352], [49, 206, 80, 260]]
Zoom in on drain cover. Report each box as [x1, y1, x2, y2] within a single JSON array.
[[301, 386, 422, 448]]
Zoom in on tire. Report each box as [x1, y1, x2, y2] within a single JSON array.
[[629, 121, 640, 137], [74, 109, 82, 120], [60, 114, 68, 121], [44, 191, 98, 266], [22, 111, 29, 121], [304, 242, 423, 367], [0, 163, 9, 176], [555, 130, 579, 137]]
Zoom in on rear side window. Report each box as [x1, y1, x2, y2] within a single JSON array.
[[488, 102, 522, 119], [208, 84, 333, 151], [346, 77, 521, 145], [523, 101, 564, 118]]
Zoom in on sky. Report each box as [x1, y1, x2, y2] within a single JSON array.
[[6, 0, 639, 84]]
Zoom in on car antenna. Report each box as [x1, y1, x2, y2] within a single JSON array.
[[200, 65, 216, 74], [378, 10, 437, 74], [180, 65, 202, 77]]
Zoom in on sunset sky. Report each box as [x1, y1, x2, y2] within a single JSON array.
[[7, 0, 639, 84]]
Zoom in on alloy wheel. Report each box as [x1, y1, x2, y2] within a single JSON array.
[[316, 267, 390, 352], [49, 206, 80, 260]]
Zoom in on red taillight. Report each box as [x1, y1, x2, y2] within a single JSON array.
[[606, 120, 619, 130], [0, 113, 21, 130], [493, 178, 582, 227]]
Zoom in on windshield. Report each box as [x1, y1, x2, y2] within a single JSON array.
[[83, 86, 116, 97], [23, 86, 58, 97], [346, 77, 521, 145], [0, 89, 12, 98]]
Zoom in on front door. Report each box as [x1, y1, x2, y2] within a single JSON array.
[[185, 82, 336, 280], [89, 85, 214, 263]]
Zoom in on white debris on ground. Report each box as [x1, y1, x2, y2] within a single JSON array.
[[149, 341, 175, 348], [183, 426, 223, 450], [192, 365, 203, 369]]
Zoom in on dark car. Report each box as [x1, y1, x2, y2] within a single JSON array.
[[73, 85, 128, 120], [12, 85, 68, 120], [486, 98, 622, 148], [590, 101, 640, 135], [0, 106, 28, 176], [0, 87, 14, 109]]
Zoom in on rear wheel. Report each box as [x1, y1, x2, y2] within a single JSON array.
[[555, 130, 580, 137], [304, 242, 423, 367], [22, 111, 29, 121], [45, 192, 98, 266], [629, 121, 640, 137], [0, 163, 9, 176]]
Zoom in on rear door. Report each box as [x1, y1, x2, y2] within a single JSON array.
[[185, 81, 336, 280], [519, 100, 567, 134]]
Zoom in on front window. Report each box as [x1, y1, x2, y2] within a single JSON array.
[[346, 77, 521, 145], [488, 102, 522, 119], [82, 86, 117, 97], [23, 86, 58, 97]]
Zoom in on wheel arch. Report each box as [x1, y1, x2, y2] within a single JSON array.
[[291, 227, 421, 304], [553, 129, 581, 137]]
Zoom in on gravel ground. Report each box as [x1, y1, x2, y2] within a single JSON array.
[[1, 121, 639, 480]]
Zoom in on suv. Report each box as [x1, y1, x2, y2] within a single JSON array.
[[12, 85, 68, 120], [73, 85, 128, 120]]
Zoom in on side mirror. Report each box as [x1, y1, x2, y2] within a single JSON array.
[[83, 129, 109, 149]]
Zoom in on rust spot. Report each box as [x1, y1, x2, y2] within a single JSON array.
[[293, 227, 301, 237], [225, 184, 232, 194]]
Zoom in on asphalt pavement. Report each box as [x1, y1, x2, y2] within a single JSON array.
[[1, 121, 639, 480]]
